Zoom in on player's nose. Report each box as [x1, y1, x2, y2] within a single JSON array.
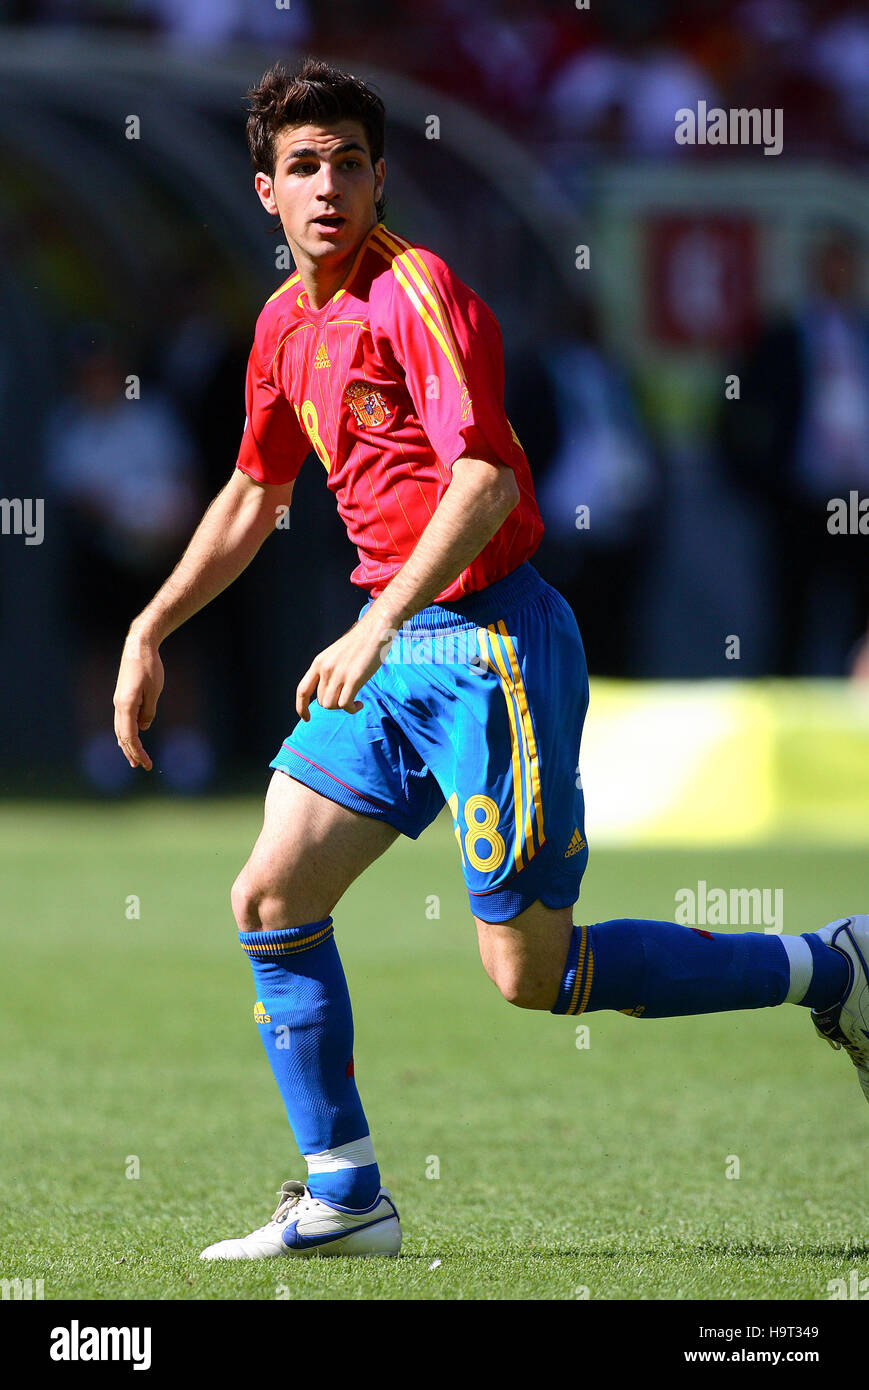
[[316, 162, 340, 199]]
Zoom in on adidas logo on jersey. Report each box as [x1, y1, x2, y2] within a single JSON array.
[[564, 828, 586, 858], [253, 1001, 271, 1023], [314, 342, 331, 369]]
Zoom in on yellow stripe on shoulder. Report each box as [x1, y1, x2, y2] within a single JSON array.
[[393, 264, 464, 384], [376, 230, 468, 388], [266, 271, 301, 305], [377, 230, 445, 326], [371, 227, 467, 386], [400, 245, 469, 391], [369, 234, 396, 265], [370, 225, 406, 266], [373, 225, 407, 256]]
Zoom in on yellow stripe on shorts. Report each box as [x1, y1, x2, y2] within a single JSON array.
[[485, 623, 543, 861], [479, 625, 538, 871], [495, 621, 545, 845], [476, 628, 525, 872]]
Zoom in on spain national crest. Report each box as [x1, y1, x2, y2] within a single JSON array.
[[344, 379, 391, 428]]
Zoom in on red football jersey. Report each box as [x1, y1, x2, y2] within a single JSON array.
[[235, 223, 543, 600]]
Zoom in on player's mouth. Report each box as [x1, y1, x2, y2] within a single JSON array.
[[310, 214, 347, 236]]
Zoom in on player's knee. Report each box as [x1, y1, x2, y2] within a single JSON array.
[[487, 963, 554, 1011], [231, 871, 285, 932], [231, 867, 327, 933], [230, 870, 260, 931]]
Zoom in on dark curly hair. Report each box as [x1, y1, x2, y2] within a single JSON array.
[[246, 58, 386, 222]]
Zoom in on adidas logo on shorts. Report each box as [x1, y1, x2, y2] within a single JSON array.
[[564, 828, 586, 858]]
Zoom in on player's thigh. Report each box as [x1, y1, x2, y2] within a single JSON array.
[[233, 770, 400, 930], [475, 900, 573, 1009]]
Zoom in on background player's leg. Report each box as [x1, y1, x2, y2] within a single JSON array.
[[476, 905, 850, 1018], [232, 771, 400, 1209]]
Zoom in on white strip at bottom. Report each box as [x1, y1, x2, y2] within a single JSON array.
[[779, 933, 814, 1004], [305, 1135, 376, 1172]]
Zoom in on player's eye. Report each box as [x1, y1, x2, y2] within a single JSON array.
[[341, 158, 361, 169]]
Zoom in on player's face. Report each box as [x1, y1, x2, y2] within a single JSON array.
[[255, 121, 385, 269]]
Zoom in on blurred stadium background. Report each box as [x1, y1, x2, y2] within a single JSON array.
[[1, 0, 868, 833]]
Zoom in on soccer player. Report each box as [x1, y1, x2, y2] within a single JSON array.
[[113, 58, 869, 1261]]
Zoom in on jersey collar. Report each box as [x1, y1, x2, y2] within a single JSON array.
[[295, 222, 382, 317]]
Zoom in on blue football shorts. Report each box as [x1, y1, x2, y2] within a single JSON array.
[[270, 562, 589, 923]]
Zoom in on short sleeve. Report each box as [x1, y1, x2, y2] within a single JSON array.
[[373, 252, 520, 473], [235, 337, 310, 485]]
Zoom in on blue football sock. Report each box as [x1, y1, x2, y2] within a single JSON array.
[[240, 917, 381, 1208], [551, 918, 793, 1017]]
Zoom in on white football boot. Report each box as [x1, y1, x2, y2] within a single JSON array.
[[199, 1180, 401, 1260], [810, 916, 869, 1103]]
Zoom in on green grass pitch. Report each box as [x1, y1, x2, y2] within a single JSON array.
[[1, 798, 867, 1301]]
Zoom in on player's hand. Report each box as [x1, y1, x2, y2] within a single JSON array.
[[113, 633, 165, 769], [296, 614, 393, 721]]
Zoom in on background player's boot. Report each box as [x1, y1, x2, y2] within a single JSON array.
[[810, 916, 869, 1103], [199, 1180, 401, 1260]]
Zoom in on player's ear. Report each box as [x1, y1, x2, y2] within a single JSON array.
[[254, 172, 279, 216], [373, 158, 386, 206]]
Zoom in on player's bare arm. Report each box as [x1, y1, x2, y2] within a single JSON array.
[[113, 468, 294, 769], [295, 455, 520, 721]]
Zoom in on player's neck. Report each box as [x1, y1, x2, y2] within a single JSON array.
[[299, 266, 347, 311], [295, 225, 375, 311]]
